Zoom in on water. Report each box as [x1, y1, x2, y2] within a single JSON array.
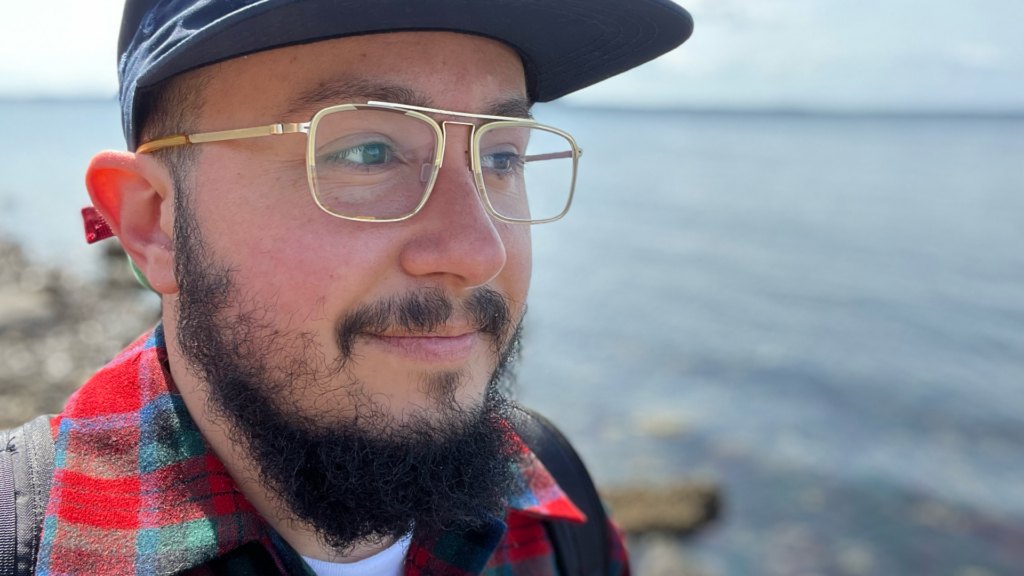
[[0, 100, 125, 277], [2, 100, 1022, 575]]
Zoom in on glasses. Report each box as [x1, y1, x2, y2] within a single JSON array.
[[137, 101, 582, 224]]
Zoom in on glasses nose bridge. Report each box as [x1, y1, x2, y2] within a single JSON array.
[[439, 121, 477, 170]]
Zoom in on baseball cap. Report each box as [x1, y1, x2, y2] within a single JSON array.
[[117, 0, 694, 150]]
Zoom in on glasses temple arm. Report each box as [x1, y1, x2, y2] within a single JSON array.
[[136, 122, 309, 154], [523, 150, 581, 162]]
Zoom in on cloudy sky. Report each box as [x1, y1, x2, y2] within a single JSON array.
[[1, 0, 1021, 112]]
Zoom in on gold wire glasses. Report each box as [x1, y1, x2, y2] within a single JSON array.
[[137, 101, 583, 224]]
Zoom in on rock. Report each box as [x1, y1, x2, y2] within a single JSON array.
[[0, 236, 161, 428], [0, 288, 56, 329], [633, 412, 691, 438], [601, 481, 721, 535]]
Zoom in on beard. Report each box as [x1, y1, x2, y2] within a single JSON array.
[[170, 190, 523, 553]]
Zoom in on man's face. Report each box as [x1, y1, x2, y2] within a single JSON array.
[[174, 32, 532, 422], [164, 32, 534, 549]]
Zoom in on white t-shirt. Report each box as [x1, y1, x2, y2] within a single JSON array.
[[301, 534, 412, 576]]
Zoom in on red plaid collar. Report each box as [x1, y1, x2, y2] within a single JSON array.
[[37, 325, 584, 576]]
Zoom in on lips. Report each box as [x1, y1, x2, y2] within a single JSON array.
[[367, 332, 480, 362]]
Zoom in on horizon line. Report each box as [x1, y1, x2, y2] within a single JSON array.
[[551, 102, 1024, 119], [2, 95, 1022, 119]]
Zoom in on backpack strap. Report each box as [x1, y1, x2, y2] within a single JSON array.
[[0, 415, 56, 576], [512, 406, 610, 576]]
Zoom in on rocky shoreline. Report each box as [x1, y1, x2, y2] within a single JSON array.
[[0, 237, 160, 428], [605, 482, 722, 575]]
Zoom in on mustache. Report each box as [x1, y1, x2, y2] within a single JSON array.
[[335, 287, 513, 361]]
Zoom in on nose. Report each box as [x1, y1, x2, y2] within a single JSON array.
[[398, 122, 506, 290]]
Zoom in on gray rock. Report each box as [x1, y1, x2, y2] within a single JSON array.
[[0, 237, 161, 428]]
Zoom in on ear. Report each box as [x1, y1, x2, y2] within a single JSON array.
[[85, 151, 178, 294]]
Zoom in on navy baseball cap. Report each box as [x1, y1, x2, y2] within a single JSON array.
[[117, 0, 694, 150]]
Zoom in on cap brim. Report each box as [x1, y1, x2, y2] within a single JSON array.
[[136, 0, 692, 104]]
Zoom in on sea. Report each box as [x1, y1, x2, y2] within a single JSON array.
[[1, 99, 1022, 575]]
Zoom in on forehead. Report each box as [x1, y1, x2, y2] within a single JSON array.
[[197, 31, 530, 123]]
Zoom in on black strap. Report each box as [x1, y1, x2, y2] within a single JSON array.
[[512, 406, 610, 576], [1, 432, 16, 576], [0, 415, 56, 576]]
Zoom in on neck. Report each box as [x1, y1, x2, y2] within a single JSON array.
[[162, 317, 394, 564]]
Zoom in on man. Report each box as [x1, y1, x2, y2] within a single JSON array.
[[3, 1, 692, 574]]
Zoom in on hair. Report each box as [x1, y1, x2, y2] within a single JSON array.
[[135, 68, 210, 189]]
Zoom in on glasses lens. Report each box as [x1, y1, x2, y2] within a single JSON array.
[[478, 125, 576, 222], [313, 109, 438, 220]]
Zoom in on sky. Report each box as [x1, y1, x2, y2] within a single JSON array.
[[0, 0, 1021, 112]]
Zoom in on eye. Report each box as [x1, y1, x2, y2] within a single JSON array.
[[332, 142, 393, 165], [481, 151, 524, 172]]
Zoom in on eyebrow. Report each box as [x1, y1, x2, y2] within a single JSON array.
[[286, 77, 532, 119], [484, 95, 533, 119]]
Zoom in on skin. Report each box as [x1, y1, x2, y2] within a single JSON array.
[[85, 32, 532, 563]]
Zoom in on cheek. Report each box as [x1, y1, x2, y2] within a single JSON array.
[[188, 153, 402, 324], [183, 152, 534, 330], [194, 148, 311, 241], [497, 223, 532, 309]]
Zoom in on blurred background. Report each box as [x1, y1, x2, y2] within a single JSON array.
[[1, 1, 1022, 575]]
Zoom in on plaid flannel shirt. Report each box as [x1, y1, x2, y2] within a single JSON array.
[[35, 325, 629, 575]]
